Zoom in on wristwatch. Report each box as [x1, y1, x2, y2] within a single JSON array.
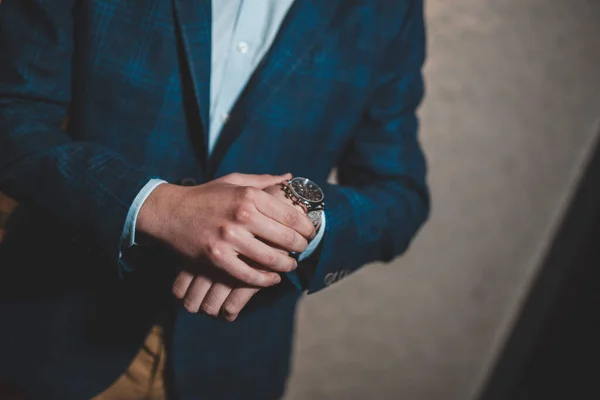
[[281, 177, 325, 230]]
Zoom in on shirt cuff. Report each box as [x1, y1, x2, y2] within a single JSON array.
[[285, 211, 326, 291], [119, 178, 167, 271], [298, 211, 326, 261]]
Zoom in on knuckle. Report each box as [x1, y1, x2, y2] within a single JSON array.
[[284, 211, 300, 226], [261, 251, 278, 268], [207, 242, 225, 261], [296, 237, 309, 252], [200, 301, 219, 317], [281, 231, 297, 248], [224, 314, 237, 322], [220, 224, 238, 242], [238, 270, 253, 284], [234, 206, 253, 223], [222, 303, 240, 319], [172, 283, 186, 299], [240, 269, 266, 286], [221, 172, 239, 184], [240, 186, 257, 201], [183, 299, 200, 313], [249, 270, 270, 286]]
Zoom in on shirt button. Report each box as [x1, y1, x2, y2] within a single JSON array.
[[236, 41, 249, 54]]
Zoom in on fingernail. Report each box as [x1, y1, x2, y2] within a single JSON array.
[[273, 275, 282, 285]]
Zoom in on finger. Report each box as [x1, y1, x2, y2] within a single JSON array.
[[221, 287, 260, 322], [256, 237, 290, 254], [214, 251, 281, 287], [221, 172, 292, 189], [253, 190, 315, 239], [200, 282, 233, 317], [172, 270, 195, 299], [247, 212, 309, 253], [182, 275, 213, 313], [233, 232, 298, 272]]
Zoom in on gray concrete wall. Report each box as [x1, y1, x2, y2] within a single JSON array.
[[285, 1, 600, 399]]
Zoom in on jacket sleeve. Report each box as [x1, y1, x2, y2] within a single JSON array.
[[0, 1, 158, 270], [299, 0, 430, 294]]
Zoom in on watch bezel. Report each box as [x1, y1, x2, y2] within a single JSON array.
[[288, 177, 325, 204]]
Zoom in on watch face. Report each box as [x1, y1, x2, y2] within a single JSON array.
[[290, 177, 324, 203]]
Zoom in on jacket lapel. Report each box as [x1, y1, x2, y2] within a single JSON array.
[[207, 0, 344, 178], [172, 0, 212, 158]]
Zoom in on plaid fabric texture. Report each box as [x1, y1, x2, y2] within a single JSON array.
[[0, 0, 429, 398]]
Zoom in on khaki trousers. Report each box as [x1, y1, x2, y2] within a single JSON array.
[[92, 326, 167, 400]]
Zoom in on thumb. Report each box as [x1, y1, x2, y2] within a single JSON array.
[[221, 172, 292, 189]]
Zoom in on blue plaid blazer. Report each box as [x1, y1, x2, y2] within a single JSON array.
[[0, 0, 429, 398]]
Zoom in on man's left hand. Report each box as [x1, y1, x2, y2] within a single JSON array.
[[173, 182, 306, 321], [172, 269, 259, 322]]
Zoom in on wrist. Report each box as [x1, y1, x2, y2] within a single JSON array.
[[136, 182, 181, 242]]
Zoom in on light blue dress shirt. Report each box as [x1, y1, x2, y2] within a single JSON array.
[[120, 0, 325, 268]]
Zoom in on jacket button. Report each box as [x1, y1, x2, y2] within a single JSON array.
[[180, 177, 197, 186]]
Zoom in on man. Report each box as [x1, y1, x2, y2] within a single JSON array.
[[0, 0, 429, 399]]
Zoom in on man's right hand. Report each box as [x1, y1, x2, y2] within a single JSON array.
[[136, 173, 316, 287]]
